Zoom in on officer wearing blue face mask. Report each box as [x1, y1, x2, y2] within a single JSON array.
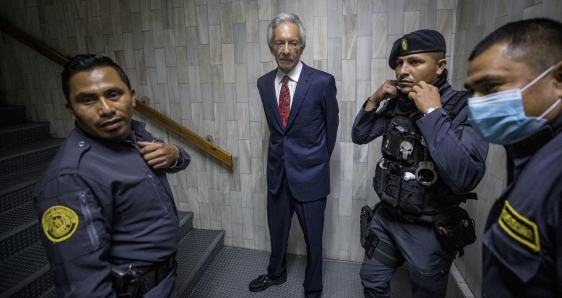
[[465, 18, 562, 297]]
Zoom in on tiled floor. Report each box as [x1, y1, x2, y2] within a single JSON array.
[[189, 247, 413, 298]]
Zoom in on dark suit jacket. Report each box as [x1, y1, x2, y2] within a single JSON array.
[[257, 62, 339, 202]]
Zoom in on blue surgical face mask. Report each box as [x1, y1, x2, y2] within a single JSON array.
[[467, 65, 562, 144]]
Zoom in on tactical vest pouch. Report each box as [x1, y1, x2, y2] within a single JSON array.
[[382, 126, 402, 159], [398, 179, 425, 215], [383, 122, 421, 166], [372, 161, 385, 197], [381, 172, 401, 208], [433, 207, 476, 257]]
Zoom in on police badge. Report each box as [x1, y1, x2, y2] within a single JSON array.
[[401, 38, 408, 51]]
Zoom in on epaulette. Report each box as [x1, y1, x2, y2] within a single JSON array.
[[441, 90, 470, 120], [57, 134, 91, 175]]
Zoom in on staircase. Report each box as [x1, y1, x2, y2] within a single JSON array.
[[0, 105, 225, 298]]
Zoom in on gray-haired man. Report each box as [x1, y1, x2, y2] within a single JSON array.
[[248, 13, 339, 298]]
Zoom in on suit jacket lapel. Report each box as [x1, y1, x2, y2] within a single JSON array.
[[286, 63, 312, 130], [265, 71, 284, 131]]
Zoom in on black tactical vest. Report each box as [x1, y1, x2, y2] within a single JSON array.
[[373, 90, 469, 216]]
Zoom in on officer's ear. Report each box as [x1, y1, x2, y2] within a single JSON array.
[[130, 89, 137, 108], [553, 60, 562, 96], [435, 58, 447, 77]]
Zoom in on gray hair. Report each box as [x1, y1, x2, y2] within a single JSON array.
[[266, 13, 306, 49]]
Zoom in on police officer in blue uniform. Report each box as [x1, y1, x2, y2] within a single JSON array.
[[465, 18, 562, 298], [352, 30, 488, 297], [34, 54, 190, 297]]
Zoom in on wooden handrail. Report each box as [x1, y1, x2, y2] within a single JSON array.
[[134, 100, 232, 166], [0, 19, 232, 166]]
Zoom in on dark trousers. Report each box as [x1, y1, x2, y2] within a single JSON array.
[[360, 206, 456, 298], [266, 173, 327, 293]]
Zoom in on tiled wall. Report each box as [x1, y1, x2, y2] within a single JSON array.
[[8, 0, 559, 295], [452, 0, 562, 297]]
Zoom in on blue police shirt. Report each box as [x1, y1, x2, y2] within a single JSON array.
[[482, 116, 562, 298], [34, 120, 190, 297]]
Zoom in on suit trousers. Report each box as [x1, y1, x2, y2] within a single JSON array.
[[266, 172, 327, 293], [360, 205, 456, 298]]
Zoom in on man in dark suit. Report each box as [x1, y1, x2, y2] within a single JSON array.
[[248, 13, 339, 298]]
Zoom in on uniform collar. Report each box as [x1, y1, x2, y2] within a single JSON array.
[[504, 115, 562, 160], [130, 119, 146, 137]]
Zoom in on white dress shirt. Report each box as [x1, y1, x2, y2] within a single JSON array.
[[274, 61, 303, 109]]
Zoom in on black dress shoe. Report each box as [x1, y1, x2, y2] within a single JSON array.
[[305, 290, 322, 298], [248, 274, 287, 292]]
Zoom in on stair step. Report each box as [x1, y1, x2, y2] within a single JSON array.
[[0, 224, 40, 262], [0, 138, 64, 176], [39, 287, 56, 298], [175, 229, 225, 298], [0, 106, 26, 128], [10, 270, 53, 298], [179, 211, 194, 239], [0, 182, 34, 216], [0, 163, 49, 213], [0, 164, 49, 192], [0, 122, 50, 150], [0, 242, 52, 298], [0, 203, 37, 242]]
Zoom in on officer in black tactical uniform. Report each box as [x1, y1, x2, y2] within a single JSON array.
[[351, 30, 488, 298], [34, 54, 190, 297]]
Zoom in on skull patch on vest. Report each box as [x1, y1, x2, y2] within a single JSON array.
[[400, 141, 413, 160]]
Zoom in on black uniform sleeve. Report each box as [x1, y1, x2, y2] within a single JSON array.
[[416, 107, 489, 194], [34, 175, 116, 298], [351, 99, 389, 144], [166, 145, 191, 173]]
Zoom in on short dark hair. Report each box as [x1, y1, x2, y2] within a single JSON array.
[[469, 18, 562, 73], [62, 54, 131, 101], [427, 52, 445, 63]]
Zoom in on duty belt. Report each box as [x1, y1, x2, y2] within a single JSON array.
[[111, 252, 177, 297]]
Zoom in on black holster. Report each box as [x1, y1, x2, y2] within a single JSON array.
[[433, 207, 476, 257], [112, 265, 142, 298], [360, 204, 377, 249], [111, 253, 176, 297], [359, 203, 405, 267]]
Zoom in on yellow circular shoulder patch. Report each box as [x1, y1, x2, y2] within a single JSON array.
[[42, 205, 79, 243]]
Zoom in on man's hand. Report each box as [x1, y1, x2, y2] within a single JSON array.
[[407, 81, 442, 114], [137, 141, 180, 169], [365, 80, 398, 111]]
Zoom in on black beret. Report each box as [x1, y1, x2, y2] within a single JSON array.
[[388, 29, 446, 70]]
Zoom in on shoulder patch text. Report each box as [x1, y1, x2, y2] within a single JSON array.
[[498, 200, 540, 252]]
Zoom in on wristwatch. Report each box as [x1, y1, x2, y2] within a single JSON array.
[[424, 107, 436, 116]]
